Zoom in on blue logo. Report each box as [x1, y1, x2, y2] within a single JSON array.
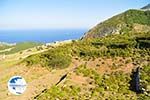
[[7, 76, 27, 95]]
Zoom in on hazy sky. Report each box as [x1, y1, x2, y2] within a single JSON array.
[[0, 0, 149, 30]]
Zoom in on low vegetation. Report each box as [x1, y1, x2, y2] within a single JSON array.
[[85, 9, 150, 38], [0, 45, 12, 51], [23, 44, 72, 69], [0, 42, 42, 55], [24, 31, 150, 99], [23, 32, 150, 69], [21, 8, 150, 100], [37, 64, 150, 100]]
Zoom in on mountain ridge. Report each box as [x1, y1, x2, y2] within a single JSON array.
[[141, 3, 150, 10], [83, 7, 150, 39]]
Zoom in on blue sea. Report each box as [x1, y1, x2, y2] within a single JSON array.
[[0, 29, 87, 43]]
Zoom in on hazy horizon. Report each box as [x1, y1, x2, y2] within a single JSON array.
[[0, 0, 149, 30], [0, 29, 87, 43]]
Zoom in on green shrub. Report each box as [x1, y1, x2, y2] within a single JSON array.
[[23, 45, 71, 69]]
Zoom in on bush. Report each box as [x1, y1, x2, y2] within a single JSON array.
[[23, 45, 71, 69]]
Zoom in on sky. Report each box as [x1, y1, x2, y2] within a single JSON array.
[[0, 0, 149, 30]]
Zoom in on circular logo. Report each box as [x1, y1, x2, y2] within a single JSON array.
[[7, 76, 27, 95]]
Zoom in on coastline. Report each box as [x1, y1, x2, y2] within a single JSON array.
[[0, 39, 75, 56], [0, 39, 75, 47], [0, 29, 86, 43]]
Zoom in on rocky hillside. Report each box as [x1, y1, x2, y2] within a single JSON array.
[[83, 8, 150, 39], [21, 4, 150, 100], [23, 31, 150, 100], [141, 3, 150, 10]]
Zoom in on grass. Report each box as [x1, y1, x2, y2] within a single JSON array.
[[140, 65, 150, 92], [1, 42, 42, 55], [37, 64, 150, 99], [23, 32, 150, 70], [0, 58, 21, 70], [37, 85, 81, 100], [23, 44, 72, 69], [20, 23, 149, 100], [37, 65, 138, 100], [0, 45, 12, 51]]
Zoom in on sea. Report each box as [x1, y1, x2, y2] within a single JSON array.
[[0, 29, 87, 43]]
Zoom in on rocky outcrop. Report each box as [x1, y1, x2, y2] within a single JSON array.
[[83, 6, 150, 39], [141, 3, 150, 11]]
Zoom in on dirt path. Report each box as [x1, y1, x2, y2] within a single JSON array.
[[0, 65, 73, 100], [5, 69, 66, 100], [0, 57, 83, 100], [0, 53, 135, 100]]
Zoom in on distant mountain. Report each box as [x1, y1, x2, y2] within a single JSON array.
[[141, 3, 150, 10], [83, 6, 150, 39]]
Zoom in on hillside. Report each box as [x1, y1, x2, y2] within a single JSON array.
[[0, 4, 150, 100], [0, 42, 43, 55], [0, 42, 14, 51], [19, 5, 150, 100], [83, 9, 150, 39], [21, 31, 150, 99], [141, 3, 150, 10]]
